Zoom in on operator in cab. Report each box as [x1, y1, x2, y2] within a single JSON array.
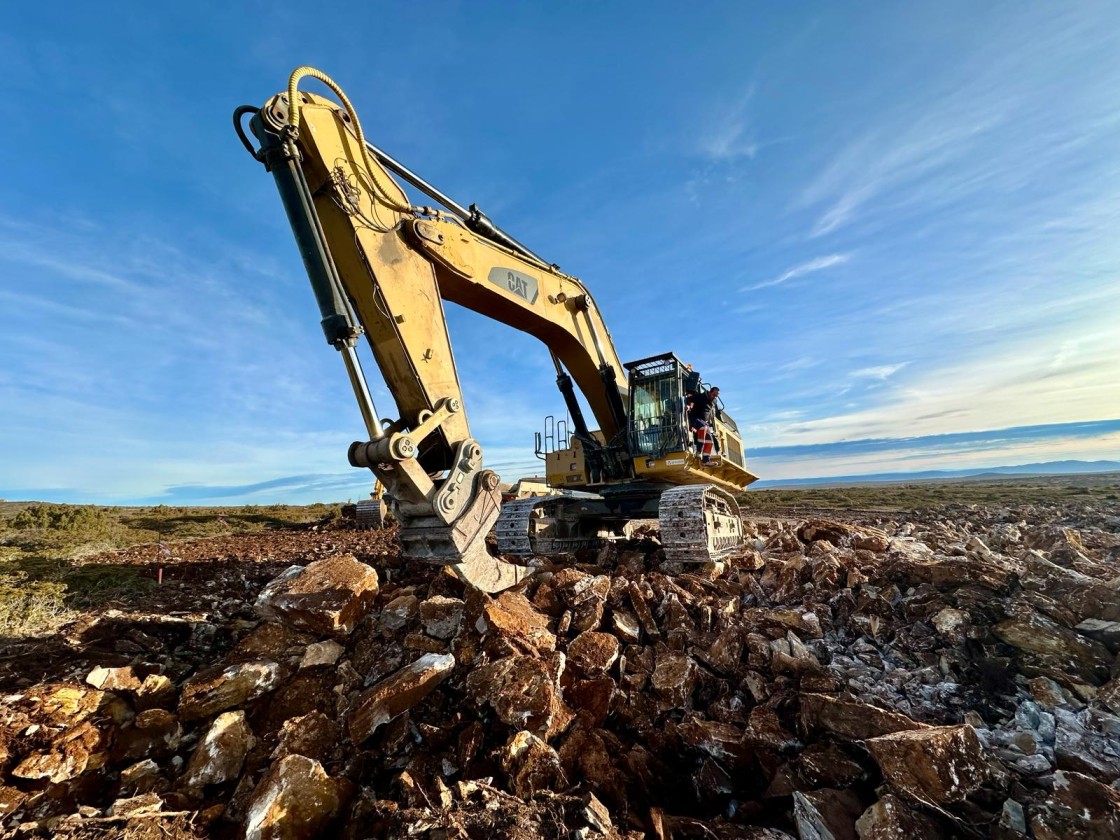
[[686, 386, 721, 463]]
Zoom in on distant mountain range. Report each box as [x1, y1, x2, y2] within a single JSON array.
[[751, 460, 1120, 488]]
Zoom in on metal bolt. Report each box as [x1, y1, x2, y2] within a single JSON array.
[[393, 437, 416, 459]]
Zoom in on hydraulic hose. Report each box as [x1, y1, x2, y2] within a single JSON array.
[[285, 66, 413, 214]]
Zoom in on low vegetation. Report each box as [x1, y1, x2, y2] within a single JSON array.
[[0, 501, 341, 637], [740, 471, 1120, 513], [2, 473, 1116, 637]]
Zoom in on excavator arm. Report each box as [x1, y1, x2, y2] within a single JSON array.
[[240, 69, 630, 591]]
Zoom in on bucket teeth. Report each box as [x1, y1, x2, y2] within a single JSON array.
[[448, 543, 536, 593]]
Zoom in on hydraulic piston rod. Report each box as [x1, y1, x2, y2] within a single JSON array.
[[250, 111, 384, 440]]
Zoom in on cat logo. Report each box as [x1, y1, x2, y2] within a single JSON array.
[[488, 268, 539, 304]]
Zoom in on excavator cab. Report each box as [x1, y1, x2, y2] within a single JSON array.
[[626, 354, 692, 459], [625, 354, 751, 475]]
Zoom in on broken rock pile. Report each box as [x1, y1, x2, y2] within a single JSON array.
[[2, 501, 1119, 838]]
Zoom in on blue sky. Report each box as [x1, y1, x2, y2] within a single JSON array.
[[1, 2, 1117, 504]]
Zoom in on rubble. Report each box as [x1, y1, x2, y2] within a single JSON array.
[[182, 710, 254, 789], [178, 658, 283, 720], [865, 724, 990, 805], [244, 754, 341, 840], [346, 652, 455, 744], [256, 555, 380, 637], [1030, 769, 1120, 839], [2, 495, 1119, 839]]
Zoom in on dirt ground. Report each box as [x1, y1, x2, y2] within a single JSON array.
[[1, 478, 1118, 838]]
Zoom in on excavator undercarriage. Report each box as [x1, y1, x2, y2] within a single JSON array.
[[495, 484, 745, 563], [237, 67, 758, 592]]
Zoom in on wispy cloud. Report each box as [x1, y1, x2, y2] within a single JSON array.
[[800, 117, 1000, 237], [698, 83, 759, 161], [758, 322, 1120, 448], [795, 7, 1120, 238], [851, 363, 908, 380], [743, 253, 849, 292]]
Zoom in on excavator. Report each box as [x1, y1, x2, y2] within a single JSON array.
[[235, 67, 758, 593]]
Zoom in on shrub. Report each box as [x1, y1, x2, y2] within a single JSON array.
[[0, 576, 71, 637]]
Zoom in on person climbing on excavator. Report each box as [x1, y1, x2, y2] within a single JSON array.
[[687, 386, 721, 463]]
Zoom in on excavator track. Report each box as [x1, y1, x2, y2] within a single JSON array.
[[495, 495, 603, 557], [658, 484, 744, 562]]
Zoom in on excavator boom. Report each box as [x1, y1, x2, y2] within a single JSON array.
[[237, 67, 756, 592]]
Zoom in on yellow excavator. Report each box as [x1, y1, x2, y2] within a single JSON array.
[[235, 67, 758, 592]]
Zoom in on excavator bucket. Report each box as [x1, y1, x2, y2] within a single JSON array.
[[448, 545, 536, 593]]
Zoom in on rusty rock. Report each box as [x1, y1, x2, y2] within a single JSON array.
[[347, 652, 455, 744], [256, 555, 380, 637], [477, 590, 557, 652], [108, 791, 165, 817], [467, 654, 571, 739], [404, 632, 446, 652], [299, 639, 344, 670], [866, 724, 989, 805], [119, 758, 166, 795], [650, 650, 697, 710], [244, 754, 340, 840], [500, 730, 566, 798], [12, 718, 109, 783], [0, 787, 27, 820], [114, 708, 182, 762], [230, 621, 316, 662], [558, 724, 622, 801], [745, 706, 800, 753], [552, 569, 611, 611], [993, 608, 1112, 676], [178, 658, 283, 721], [766, 608, 824, 638], [565, 677, 615, 727], [273, 710, 339, 763], [855, 794, 945, 839], [183, 710, 254, 789], [706, 627, 745, 674], [419, 595, 464, 639], [569, 577, 611, 633], [568, 631, 620, 676], [580, 791, 613, 834], [1031, 770, 1120, 840], [800, 694, 929, 741], [628, 581, 661, 640], [134, 673, 177, 711], [24, 682, 131, 727], [85, 665, 143, 694], [851, 533, 891, 553]]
